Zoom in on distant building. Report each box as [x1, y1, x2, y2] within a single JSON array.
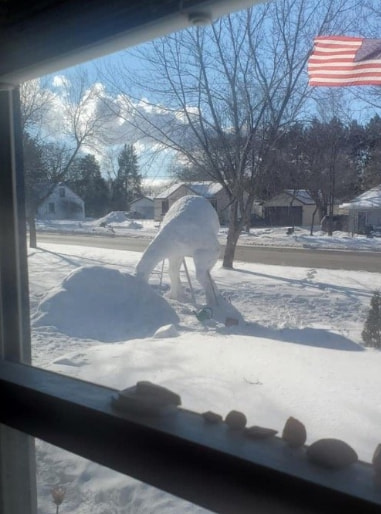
[[129, 196, 154, 219], [339, 185, 381, 234], [263, 190, 317, 227], [37, 183, 85, 220], [154, 181, 230, 223]]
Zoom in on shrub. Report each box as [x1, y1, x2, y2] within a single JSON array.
[[362, 291, 381, 348]]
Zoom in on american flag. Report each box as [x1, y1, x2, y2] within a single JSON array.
[[308, 36, 381, 86]]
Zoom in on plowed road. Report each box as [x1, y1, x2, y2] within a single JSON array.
[[35, 232, 380, 273]]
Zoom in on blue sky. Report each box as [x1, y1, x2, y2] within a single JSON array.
[[37, 1, 381, 183]]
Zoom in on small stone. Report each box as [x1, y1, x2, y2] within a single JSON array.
[[112, 381, 181, 416], [306, 438, 358, 469], [202, 411, 223, 424], [134, 381, 181, 407], [372, 444, 381, 472], [245, 426, 278, 440], [282, 416, 307, 448], [225, 410, 247, 430]]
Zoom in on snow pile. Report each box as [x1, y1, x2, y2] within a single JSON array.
[[32, 266, 179, 341], [95, 211, 129, 225]]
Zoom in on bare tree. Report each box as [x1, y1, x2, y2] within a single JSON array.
[[20, 78, 54, 134], [103, 0, 362, 268], [20, 69, 116, 247]]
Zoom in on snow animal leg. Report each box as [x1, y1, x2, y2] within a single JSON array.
[[135, 234, 167, 282], [167, 255, 184, 300], [193, 247, 220, 306]]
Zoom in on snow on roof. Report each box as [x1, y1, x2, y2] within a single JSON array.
[[155, 181, 222, 199], [38, 181, 84, 204], [130, 195, 154, 204], [343, 185, 381, 210], [284, 189, 315, 205], [188, 181, 223, 197], [155, 182, 185, 199]]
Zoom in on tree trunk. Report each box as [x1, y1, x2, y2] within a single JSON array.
[[28, 215, 37, 248], [310, 206, 318, 236], [222, 201, 242, 269]]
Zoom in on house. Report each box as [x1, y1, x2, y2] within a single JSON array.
[[129, 195, 154, 219], [263, 189, 317, 227], [154, 181, 230, 223], [339, 184, 381, 234], [37, 183, 85, 221]]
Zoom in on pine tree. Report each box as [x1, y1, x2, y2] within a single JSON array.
[[111, 144, 142, 211], [362, 291, 381, 348], [68, 154, 109, 217]]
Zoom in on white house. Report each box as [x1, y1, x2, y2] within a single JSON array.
[[129, 196, 154, 219], [37, 183, 85, 221], [339, 184, 381, 234]]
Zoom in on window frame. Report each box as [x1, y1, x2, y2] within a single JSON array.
[[1, 359, 380, 514], [1, 1, 380, 513]]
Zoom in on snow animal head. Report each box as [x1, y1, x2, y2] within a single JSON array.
[[135, 195, 221, 304]]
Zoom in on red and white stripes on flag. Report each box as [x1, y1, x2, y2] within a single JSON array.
[[308, 36, 381, 86]]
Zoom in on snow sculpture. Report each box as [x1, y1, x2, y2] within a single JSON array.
[[135, 195, 221, 305]]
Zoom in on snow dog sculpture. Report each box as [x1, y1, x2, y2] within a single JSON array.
[[135, 195, 221, 305]]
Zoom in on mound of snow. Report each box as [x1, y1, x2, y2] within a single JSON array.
[[96, 211, 129, 225], [121, 220, 143, 229], [33, 266, 179, 341]]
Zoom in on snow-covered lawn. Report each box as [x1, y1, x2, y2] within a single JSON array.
[[36, 213, 381, 251], [30, 216, 381, 513]]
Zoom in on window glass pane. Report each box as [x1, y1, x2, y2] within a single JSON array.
[[36, 438, 210, 513], [20, 0, 381, 504]]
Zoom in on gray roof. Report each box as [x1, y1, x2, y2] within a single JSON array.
[[284, 189, 315, 205], [130, 195, 154, 204]]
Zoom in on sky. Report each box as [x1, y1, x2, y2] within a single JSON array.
[[29, 213, 381, 513], [29, 0, 381, 185]]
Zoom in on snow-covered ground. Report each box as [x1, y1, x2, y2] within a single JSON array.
[[36, 211, 381, 251], [30, 214, 381, 513]]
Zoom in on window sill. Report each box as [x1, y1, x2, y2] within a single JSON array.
[[0, 360, 380, 514]]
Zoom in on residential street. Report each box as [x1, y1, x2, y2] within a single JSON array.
[[35, 232, 381, 272]]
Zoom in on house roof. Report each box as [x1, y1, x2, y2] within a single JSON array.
[[284, 189, 315, 205], [38, 182, 84, 204], [155, 181, 223, 200], [340, 185, 381, 210], [265, 189, 315, 206], [189, 181, 223, 197], [130, 195, 154, 204]]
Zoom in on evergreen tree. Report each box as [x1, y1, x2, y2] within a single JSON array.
[[362, 291, 381, 348], [111, 144, 142, 211], [23, 133, 48, 192], [362, 115, 381, 190], [68, 154, 109, 218]]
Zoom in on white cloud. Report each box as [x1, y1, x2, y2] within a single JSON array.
[[51, 74, 71, 88]]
